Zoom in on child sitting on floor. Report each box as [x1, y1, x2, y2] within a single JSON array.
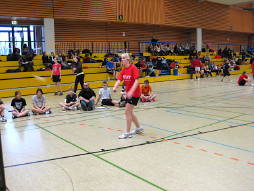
[[59, 87, 79, 111], [96, 81, 119, 106], [238, 71, 251, 86], [0, 99, 7, 122], [11, 91, 30, 119], [32, 88, 52, 115], [140, 80, 156, 102]]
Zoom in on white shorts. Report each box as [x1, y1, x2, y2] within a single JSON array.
[[195, 67, 201, 72]]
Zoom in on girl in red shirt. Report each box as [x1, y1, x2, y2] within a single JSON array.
[[113, 53, 143, 139], [51, 57, 63, 95]]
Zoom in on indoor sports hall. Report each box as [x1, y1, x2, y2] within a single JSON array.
[[0, 0, 253, 191]]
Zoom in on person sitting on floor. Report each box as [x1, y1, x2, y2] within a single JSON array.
[[11, 91, 30, 119], [238, 71, 251, 86], [96, 81, 119, 107], [32, 88, 52, 115], [78, 83, 96, 111], [140, 80, 156, 102], [59, 88, 79, 111], [0, 99, 7, 122]]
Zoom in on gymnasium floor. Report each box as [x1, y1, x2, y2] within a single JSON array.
[[1, 75, 254, 191]]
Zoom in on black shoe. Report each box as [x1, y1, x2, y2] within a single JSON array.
[[55, 92, 58, 95], [12, 115, 17, 119], [59, 92, 63, 96], [81, 104, 88, 111]]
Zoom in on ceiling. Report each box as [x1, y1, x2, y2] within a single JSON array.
[[206, 0, 254, 5]]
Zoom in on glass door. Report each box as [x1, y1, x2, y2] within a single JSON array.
[[13, 26, 30, 54], [0, 26, 12, 55]]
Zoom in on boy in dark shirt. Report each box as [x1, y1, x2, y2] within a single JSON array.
[[0, 99, 7, 122], [59, 88, 79, 111], [11, 91, 30, 119], [78, 83, 96, 111]]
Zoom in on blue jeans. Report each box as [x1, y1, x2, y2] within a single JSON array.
[[80, 100, 95, 111]]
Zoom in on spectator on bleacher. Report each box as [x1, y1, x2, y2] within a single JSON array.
[[96, 81, 119, 106], [7, 48, 21, 61], [11, 91, 30, 119], [106, 60, 117, 79], [19, 55, 34, 72], [72, 57, 85, 93], [238, 71, 251, 86], [218, 48, 222, 56], [112, 54, 121, 68], [51, 57, 63, 96], [49, 52, 55, 65], [42, 52, 51, 69], [203, 65, 212, 77], [58, 53, 69, 69], [78, 83, 96, 111], [146, 62, 156, 77], [59, 87, 79, 111], [140, 80, 156, 102], [32, 88, 52, 115], [22, 44, 29, 56], [0, 99, 7, 122], [154, 45, 161, 56], [209, 63, 219, 75]]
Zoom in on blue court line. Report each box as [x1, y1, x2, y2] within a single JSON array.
[[111, 115, 254, 153], [165, 110, 254, 128]]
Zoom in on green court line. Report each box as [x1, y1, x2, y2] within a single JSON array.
[[35, 124, 168, 191], [98, 114, 244, 156]]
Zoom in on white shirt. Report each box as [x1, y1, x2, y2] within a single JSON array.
[[99, 88, 111, 100]]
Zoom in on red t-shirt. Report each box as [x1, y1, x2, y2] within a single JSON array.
[[118, 64, 141, 97], [193, 59, 201, 67], [52, 63, 61, 75], [238, 74, 248, 83]]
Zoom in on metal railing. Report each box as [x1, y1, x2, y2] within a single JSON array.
[[204, 43, 250, 52], [139, 41, 194, 53], [0, 41, 45, 55], [55, 41, 129, 54]]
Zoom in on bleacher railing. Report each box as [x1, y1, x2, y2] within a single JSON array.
[[204, 43, 250, 52], [0, 41, 45, 55], [55, 41, 129, 54], [139, 41, 194, 53]]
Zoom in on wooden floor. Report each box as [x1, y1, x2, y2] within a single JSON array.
[[1, 75, 254, 191]]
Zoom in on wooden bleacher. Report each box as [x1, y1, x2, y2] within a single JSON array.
[[0, 54, 252, 98]]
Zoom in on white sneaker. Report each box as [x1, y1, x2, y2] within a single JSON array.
[[1, 117, 7, 122], [118, 132, 132, 139], [130, 128, 144, 135]]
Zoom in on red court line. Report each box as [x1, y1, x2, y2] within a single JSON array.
[[230, 157, 239, 161], [214, 153, 224, 156], [78, 122, 254, 167]]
